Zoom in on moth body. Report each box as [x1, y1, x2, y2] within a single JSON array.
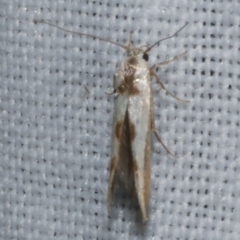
[[108, 50, 152, 221]]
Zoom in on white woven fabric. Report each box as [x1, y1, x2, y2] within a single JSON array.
[[1, 0, 240, 239]]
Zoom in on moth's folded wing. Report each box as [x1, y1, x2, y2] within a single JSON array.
[[115, 111, 135, 193], [107, 73, 129, 211], [128, 79, 152, 222]]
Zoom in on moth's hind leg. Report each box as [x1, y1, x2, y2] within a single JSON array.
[[150, 52, 189, 103], [153, 129, 177, 158], [150, 100, 177, 158]]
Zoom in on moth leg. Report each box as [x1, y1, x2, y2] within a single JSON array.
[[105, 83, 127, 96], [152, 51, 187, 67], [105, 88, 118, 95], [151, 70, 189, 102], [83, 84, 91, 94], [150, 103, 177, 158], [150, 52, 189, 102], [153, 129, 177, 158]]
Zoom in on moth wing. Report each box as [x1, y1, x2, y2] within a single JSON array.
[[115, 111, 135, 191], [128, 78, 152, 222], [107, 72, 130, 211]]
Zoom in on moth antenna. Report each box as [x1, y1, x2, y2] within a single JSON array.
[[145, 22, 188, 53], [33, 19, 128, 50]]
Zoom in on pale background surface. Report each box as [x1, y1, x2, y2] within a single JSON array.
[[1, 0, 240, 239]]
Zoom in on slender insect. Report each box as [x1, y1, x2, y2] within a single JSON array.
[[34, 19, 188, 221]]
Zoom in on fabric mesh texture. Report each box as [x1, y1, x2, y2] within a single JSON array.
[[1, 1, 240, 239]]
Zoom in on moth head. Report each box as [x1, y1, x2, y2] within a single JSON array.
[[126, 44, 149, 62], [127, 47, 144, 56], [124, 31, 149, 61]]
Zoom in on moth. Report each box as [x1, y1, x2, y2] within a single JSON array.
[[34, 20, 188, 221]]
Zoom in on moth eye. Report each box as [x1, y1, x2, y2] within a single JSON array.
[[143, 53, 149, 62]]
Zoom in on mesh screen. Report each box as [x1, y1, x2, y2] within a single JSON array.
[[1, 0, 240, 239]]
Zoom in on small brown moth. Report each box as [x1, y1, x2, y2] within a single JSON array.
[[34, 20, 188, 221]]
